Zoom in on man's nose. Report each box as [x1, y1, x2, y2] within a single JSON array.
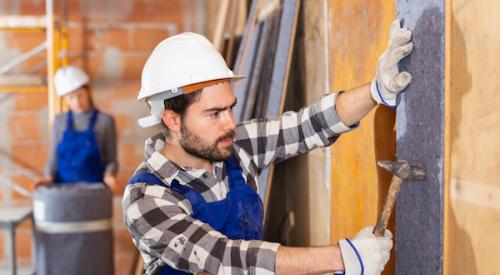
[[222, 109, 236, 130]]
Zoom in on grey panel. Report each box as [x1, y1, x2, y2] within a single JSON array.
[[396, 1, 445, 274]]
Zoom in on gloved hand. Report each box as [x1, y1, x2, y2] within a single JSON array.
[[338, 226, 393, 275], [371, 19, 414, 108]]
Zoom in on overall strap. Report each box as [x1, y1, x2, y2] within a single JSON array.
[[128, 172, 164, 186], [127, 172, 187, 195], [224, 155, 245, 189], [128, 172, 208, 216], [86, 110, 99, 132], [66, 111, 74, 131]]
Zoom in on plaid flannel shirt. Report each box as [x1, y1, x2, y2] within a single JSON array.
[[123, 92, 356, 274]]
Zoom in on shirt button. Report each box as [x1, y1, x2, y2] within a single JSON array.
[[202, 172, 209, 179]]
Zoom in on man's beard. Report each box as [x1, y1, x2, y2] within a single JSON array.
[[180, 122, 235, 162]]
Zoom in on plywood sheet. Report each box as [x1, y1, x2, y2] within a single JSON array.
[[446, 1, 500, 273], [327, 1, 397, 274]]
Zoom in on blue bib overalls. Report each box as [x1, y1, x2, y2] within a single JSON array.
[[128, 155, 264, 275], [55, 110, 106, 184]]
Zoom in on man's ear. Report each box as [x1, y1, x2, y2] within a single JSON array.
[[161, 110, 181, 134]]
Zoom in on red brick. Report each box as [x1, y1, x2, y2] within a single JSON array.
[[17, 2, 45, 15], [8, 112, 45, 142], [88, 28, 170, 52], [119, 143, 143, 168], [17, 218, 33, 230], [0, 232, 5, 262], [122, 53, 148, 80], [14, 93, 48, 111], [113, 200, 124, 225], [89, 28, 131, 52], [115, 252, 136, 275], [15, 229, 32, 260], [67, 26, 86, 53], [114, 113, 136, 136], [94, 81, 140, 100], [85, 50, 147, 81], [66, 0, 190, 23], [4, 32, 46, 52], [10, 144, 49, 171], [16, 56, 46, 72], [129, 28, 170, 51], [114, 227, 136, 254], [9, 175, 35, 202], [114, 174, 126, 196], [85, 51, 113, 81]]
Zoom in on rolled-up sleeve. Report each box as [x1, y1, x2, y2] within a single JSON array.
[[234, 92, 358, 170]]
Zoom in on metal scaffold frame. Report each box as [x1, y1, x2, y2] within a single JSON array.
[[0, 3, 69, 272], [0, 0, 69, 126]]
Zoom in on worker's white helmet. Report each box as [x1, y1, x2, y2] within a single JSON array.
[[137, 32, 244, 128], [54, 66, 90, 96]]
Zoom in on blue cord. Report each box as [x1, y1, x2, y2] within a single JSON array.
[[375, 81, 397, 109], [346, 239, 364, 275]]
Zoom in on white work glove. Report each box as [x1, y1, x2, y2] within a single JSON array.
[[371, 19, 414, 108], [338, 226, 393, 275]]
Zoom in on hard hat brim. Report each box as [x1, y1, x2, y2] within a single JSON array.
[[137, 75, 245, 101]]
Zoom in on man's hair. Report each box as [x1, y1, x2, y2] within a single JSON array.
[[160, 90, 202, 137]]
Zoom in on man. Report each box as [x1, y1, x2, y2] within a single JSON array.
[[123, 19, 413, 275]]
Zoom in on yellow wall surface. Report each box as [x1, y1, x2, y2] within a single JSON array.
[[327, 1, 397, 274], [446, 0, 500, 273]]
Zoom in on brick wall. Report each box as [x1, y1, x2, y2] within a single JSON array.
[[0, 0, 206, 273]]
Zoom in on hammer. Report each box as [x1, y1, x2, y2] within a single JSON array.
[[373, 159, 426, 237]]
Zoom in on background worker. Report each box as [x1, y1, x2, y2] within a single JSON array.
[[34, 66, 118, 189], [124, 19, 412, 275]]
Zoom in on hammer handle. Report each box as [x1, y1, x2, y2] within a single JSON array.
[[373, 176, 403, 237]]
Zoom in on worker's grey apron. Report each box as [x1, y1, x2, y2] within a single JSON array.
[[33, 184, 114, 275]]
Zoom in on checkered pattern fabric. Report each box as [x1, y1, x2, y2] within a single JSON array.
[[123, 92, 356, 274]]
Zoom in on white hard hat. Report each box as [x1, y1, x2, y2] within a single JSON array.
[[137, 32, 244, 128], [54, 66, 90, 96]]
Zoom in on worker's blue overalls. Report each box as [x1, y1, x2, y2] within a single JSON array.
[[55, 110, 106, 184], [128, 155, 264, 275]]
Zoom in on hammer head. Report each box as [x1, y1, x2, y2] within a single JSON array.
[[377, 160, 426, 180]]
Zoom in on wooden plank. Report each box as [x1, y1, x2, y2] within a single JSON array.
[[241, 17, 276, 120], [282, 0, 331, 246], [0, 86, 46, 93], [446, 1, 500, 273], [211, 0, 231, 52], [0, 74, 45, 86], [443, 0, 452, 273], [327, 1, 397, 274], [224, 0, 239, 64], [259, 0, 301, 213], [233, 0, 260, 122], [0, 15, 46, 31], [257, 0, 280, 22], [251, 12, 281, 119], [232, 0, 301, 216]]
